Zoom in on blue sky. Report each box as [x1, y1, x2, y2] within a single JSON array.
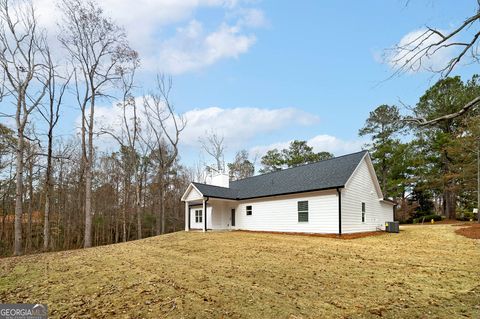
[[4, 0, 479, 169]]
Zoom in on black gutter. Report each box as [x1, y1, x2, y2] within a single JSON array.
[[188, 206, 191, 230], [197, 185, 345, 201], [204, 197, 209, 232], [337, 188, 342, 235]]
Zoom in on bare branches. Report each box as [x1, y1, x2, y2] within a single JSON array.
[[142, 74, 186, 167], [387, 10, 480, 78], [0, 69, 6, 102], [141, 74, 186, 235], [58, 0, 135, 248], [0, 0, 50, 255], [199, 131, 225, 173], [0, 0, 48, 126], [386, 3, 480, 125], [404, 95, 480, 126]]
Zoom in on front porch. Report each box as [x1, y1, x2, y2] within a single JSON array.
[[184, 198, 237, 232]]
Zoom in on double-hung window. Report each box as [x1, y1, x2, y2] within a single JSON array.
[[246, 205, 252, 216], [298, 201, 309, 222]]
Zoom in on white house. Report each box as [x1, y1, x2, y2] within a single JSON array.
[[181, 151, 395, 234]]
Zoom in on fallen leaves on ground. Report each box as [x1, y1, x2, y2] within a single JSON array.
[[0, 225, 479, 318]]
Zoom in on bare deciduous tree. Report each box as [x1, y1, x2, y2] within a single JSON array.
[[0, 0, 48, 255], [142, 74, 186, 235], [101, 52, 143, 241], [58, 0, 134, 247], [200, 131, 225, 173], [38, 48, 70, 251]]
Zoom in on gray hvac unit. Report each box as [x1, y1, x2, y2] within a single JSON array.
[[385, 221, 399, 233]]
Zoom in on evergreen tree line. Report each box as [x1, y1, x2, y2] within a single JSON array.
[[359, 76, 480, 222]]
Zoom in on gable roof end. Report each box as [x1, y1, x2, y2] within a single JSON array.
[[181, 183, 204, 201], [344, 152, 384, 199]]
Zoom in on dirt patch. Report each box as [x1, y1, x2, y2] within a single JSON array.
[[235, 229, 386, 239], [455, 223, 480, 239]]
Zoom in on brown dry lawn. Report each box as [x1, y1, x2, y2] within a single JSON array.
[[0, 225, 479, 318]]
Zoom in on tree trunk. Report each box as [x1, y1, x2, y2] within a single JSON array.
[[161, 185, 166, 234], [381, 157, 387, 197], [84, 95, 95, 248], [43, 184, 51, 250], [26, 159, 33, 252], [477, 138, 479, 223], [441, 149, 456, 220], [43, 106, 55, 251], [443, 190, 456, 220], [156, 174, 164, 235], [115, 180, 119, 243], [122, 178, 128, 242], [14, 128, 24, 256], [84, 163, 92, 247], [135, 179, 142, 239]]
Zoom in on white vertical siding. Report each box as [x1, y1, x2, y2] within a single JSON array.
[[233, 190, 339, 233], [341, 157, 394, 233]]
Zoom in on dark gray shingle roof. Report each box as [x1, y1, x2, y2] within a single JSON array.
[[191, 182, 238, 200], [192, 150, 367, 200]]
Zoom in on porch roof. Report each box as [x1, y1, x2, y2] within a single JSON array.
[[191, 182, 238, 200]]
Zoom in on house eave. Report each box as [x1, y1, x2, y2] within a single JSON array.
[[193, 185, 346, 202], [380, 198, 396, 205]]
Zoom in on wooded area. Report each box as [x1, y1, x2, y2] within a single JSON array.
[[0, 0, 191, 256], [358, 76, 480, 222]]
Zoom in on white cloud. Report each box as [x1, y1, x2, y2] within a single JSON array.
[[157, 20, 256, 74], [385, 28, 457, 73], [250, 134, 365, 158], [32, 0, 264, 74], [79, 102, 320, 151], [308, 134, 365, 154], [181, 106, 319, 146], [235, 8, 268, 28]]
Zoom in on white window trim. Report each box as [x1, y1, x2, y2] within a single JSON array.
[[298, 200, 309, 223], [195, 209, 203, 223]]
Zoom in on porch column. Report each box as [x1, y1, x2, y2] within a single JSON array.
[[202, 198, 207, 232], [185, 201, 189, 231]]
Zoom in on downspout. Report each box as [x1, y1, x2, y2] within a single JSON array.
[[204, 197, 209, 232], [337, 188, 342, 235]]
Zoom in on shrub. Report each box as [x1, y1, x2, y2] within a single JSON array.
[[457, 210, 476, 221]]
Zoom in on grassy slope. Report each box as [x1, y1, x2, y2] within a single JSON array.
[[0, 225, 479, 319]]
